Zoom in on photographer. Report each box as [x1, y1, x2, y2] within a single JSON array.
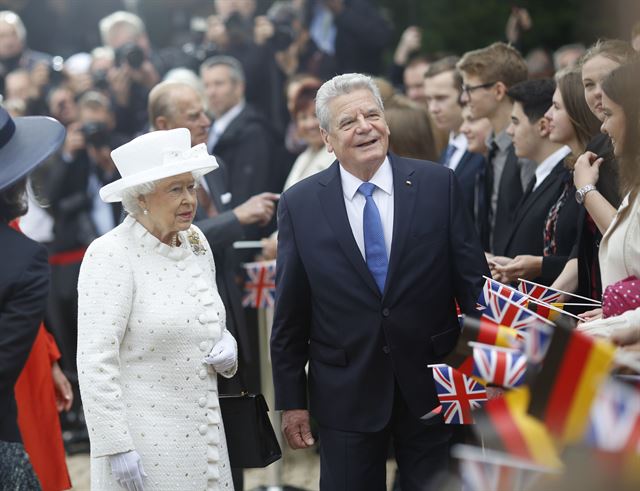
[[0, 10, 53, 95], [45, 91, 124, 447], [98, 11, 161, 137]]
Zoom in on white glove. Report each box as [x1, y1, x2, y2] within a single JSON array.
[[109, 450, 147, 491], [203, 331, 237, 373]]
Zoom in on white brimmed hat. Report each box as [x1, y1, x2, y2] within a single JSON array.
[[99, 128, 218, 203]]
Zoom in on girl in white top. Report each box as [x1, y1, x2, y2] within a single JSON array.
[[576, 62, 640, 342]]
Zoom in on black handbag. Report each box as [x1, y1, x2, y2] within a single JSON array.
[[219, 392, 282, 468]]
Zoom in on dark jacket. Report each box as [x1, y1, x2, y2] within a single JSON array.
[[0, 223, 50, 442], [271, 154, 489, 431], [503, 160, 579, 284], [439, 148, 484, 220]]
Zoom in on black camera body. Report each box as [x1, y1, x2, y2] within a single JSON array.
[[81, 121, 110, 149], [114, 43, 145, 69]]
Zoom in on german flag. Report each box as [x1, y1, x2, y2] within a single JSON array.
[[473, 388, 562, 469], [526, 301, 565, 321], [527, 318, 615, 444], [442, 316, 522, 375]]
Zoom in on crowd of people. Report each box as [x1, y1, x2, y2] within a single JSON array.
[[1, 0, 640, 490]]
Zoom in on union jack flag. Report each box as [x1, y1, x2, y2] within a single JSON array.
[[524, 321, 554, 364], [242, 260, 276, 308], [517, 280, 562, 304], [471, 345, 527, 388], [586, 378, 640, 454], [478, 277, 529, 310], [432, 364, 487, 424], [483, 290, 536, 329]]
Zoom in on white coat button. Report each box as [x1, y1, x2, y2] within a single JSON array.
[[199, 397, 207, 408], [199, 424, 207, 435], [199, 369, 207, 379], [199, 341, 208, 352]]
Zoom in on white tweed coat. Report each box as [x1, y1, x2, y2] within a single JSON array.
[[77, 216, 236, 491]]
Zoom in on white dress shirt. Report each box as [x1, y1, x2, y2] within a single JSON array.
[[446, 132, 469, 172], [533, 145, 571, 191], [340, 157, 394, 261], [208, 100, 245, 151]]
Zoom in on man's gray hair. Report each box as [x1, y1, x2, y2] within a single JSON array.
[[120, 181, 156, 216], [0, 11, 26, 43], [99, 11, 145, 47], [200, 55, 245, 84], [316, 73, 384, 131]]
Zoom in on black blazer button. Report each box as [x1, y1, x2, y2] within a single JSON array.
[[382, 308, 390, 317], [382, 346, 390, 354]]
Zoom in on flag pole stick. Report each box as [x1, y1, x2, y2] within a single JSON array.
[[484, 276, 582, 321], [517, 278, 601, 305]]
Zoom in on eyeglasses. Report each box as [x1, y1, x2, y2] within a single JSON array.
[[461, 81, 497, 95]]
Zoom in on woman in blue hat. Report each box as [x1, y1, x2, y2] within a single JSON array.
[[0, 106, 65, 489]]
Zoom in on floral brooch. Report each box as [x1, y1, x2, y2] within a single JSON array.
[[187, 229, 207, 256]]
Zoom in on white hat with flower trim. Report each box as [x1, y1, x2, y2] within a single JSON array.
[[99, 128, 218, 203]]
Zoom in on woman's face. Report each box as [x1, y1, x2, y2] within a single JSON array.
[[295, 104, 324, 150], [600, 92, 626, 157], [460, 106, 492, 154], [582, 55, 620, 122], [545, 88, 576, 146], [139, 172, 197, 240]]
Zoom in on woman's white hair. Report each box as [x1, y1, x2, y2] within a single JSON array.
[[315, 73, 384, 131], [120, 181, 156, 216]]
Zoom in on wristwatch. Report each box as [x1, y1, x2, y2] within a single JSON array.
[[575, 184, 597, 204]]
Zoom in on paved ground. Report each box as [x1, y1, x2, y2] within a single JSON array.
[[66, 446, 397, 490]]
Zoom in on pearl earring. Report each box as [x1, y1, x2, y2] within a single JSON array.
[[143, 209, 149, 215]]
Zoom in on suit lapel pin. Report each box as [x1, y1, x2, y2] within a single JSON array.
[[405, 180, 412, 186]]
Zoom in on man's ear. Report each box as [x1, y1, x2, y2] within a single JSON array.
[[538, 116, 551, 138], [494, 81, 508, 102], [154, 116, 169, 130], [320, 127, 334, 153]]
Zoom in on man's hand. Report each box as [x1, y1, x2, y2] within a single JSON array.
[[494, 255, 542, 283], [282, 409, 315, 450], [62, 122, 86, 157], [233, 192, 280, 226], [393, 26, 422, 65]]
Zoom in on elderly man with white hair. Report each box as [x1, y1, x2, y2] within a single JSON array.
[[270, 73, 489, 491]]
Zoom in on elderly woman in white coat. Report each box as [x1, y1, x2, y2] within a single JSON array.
[[77, 128, 237, 491]]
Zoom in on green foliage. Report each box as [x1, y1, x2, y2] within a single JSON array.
[[377, 0, 614, 56]]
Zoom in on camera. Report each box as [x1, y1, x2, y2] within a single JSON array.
[[92, 70, 110, 91], [114, 43, 145, 69], [81, 122, 110, 149]]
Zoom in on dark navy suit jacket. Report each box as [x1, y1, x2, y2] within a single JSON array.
[[438, 147, 484, 220], [270, 153, 489, 432]]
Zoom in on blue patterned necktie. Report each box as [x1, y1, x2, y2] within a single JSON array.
[[443, 143, 456, 168], [358, 182, 388, 293]]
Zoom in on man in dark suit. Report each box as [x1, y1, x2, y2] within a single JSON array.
[[148, 80, 279, 491], [457, 42, 535, 254], [201, 55, 290, 210], [424, 56, 484, 219], [270, 74, 489, 491], [490, 79, 578, 286]]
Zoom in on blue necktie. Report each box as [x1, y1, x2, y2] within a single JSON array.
[[443, 143, 456, 168], [358, 182, 388, 293]]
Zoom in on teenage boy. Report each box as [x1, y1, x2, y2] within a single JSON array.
[[491, 79, 578, 285], [424, 56, 484, 218], [457, 42, 534, 254]]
